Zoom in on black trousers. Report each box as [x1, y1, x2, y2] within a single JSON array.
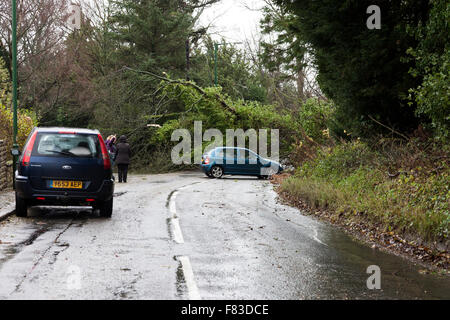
[[117, 164, 129, 182]]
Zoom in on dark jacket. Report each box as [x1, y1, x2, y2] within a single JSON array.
[[115, 136, 131, 165]]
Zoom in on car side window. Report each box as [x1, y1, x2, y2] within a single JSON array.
[[224, 148, 236, 164], [214, 149, 224, 158], [237, 149, 246, 164], [248, 150, 259, 164]]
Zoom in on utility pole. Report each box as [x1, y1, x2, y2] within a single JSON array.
[[11, 0, 20, 188], [186, 38, 190, 81], [213, 41, 242, 87]]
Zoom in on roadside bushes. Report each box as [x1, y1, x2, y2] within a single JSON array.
[[0, 57, 38, 159], [281, 139, 449, 245], [407, 0, 450, 141], [293, 98, 334, 144], [0, 103, 38, 158]]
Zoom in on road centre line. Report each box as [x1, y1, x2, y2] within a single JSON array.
[[167, 181, 208, 244], [171, 218, 185, 244], [178, 256, 201, 300]]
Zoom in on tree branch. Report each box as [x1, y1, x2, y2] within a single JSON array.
[[123, 66, 237, 115]]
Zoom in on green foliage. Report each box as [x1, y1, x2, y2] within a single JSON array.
[[0, 58, 37, 156], [300, 140, 375, 179], [408, 0, 450, 140], [294, 98, 334, 143], [190, 38, 268, 103], [283, 139, 450, 243], [0, 103, 38, 153], [0, 57, 11, 107], [275, 0, 431, 136], [145, 80, 299, 165], [260, 4, 307, 79], [110, 0, 194, 74]]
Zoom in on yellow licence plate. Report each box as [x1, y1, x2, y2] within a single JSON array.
[[52, 181, 83, 189]]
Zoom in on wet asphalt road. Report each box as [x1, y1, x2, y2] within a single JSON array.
[[0, 172, 449, 300]]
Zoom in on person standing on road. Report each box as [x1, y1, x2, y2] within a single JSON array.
[[106, 135, 117, 165], [115, 135, 132, 183]]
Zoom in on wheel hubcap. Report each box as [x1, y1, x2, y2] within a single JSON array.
[[212, 167, 222, 177]]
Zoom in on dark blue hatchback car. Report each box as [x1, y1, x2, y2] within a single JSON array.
[[15, 128, 114, 217], [201, 147, 283, 179]]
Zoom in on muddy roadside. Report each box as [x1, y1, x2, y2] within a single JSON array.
[[0, 190, 15, 222], [271, 173, 449, 274]]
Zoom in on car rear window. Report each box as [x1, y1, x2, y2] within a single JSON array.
[[32, 133, 101, 158]]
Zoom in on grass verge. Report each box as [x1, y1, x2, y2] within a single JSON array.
[[276, 138, 449, 270]]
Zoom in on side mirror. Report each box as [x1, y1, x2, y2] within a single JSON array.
[[11, 149, 21, 157]]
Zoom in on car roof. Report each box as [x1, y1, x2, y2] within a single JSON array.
[[35, 127, 100, 135], [210, 147, 258, 153]]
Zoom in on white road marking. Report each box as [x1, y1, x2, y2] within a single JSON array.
[[168, 191, 184, 243], [178, 256, 201, 300], [171, 218, 185, 244], [313, 228, 328, 247], [169, 191, 178, 216], [167, 182, 208, 298]]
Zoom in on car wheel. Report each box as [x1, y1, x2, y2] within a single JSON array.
[[210, 166, 224, 179], [96, 198, 113, 218], [15, 194, 28, 217]]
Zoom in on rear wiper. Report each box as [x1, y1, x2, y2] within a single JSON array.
[[45, 150, 79, 157]]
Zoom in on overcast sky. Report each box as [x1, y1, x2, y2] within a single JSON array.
[[198, 0, 266, 46]]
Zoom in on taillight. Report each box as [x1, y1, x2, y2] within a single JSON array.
[[22, 131, 38, 167], [97, 134, 111, 170], [204, 156, 210, 165]]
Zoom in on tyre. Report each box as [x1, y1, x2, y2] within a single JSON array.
[[96, 198, 113, 218], [210, 165, 224, 179], [15, 194, 28, 217]]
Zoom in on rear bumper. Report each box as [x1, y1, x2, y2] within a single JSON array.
[[200, 164, 213, 173], [15, 173, 114, 206]]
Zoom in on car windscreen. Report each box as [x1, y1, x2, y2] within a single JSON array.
[[32, 133, 101, 158]]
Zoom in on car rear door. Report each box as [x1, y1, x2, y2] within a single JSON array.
[[223, 148, 239, 174], [243, 149, 260, 175], [28, 132, 106, 192]]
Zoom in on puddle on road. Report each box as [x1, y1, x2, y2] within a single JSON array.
[[0, 223, 51, 266], [0, 207, 91, 269], [20, 225, 51, 246], [150, 181, 169, 184], [298, 224, 450, 299], [114, 192, 128, 198]]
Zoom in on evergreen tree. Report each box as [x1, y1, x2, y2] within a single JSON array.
[[275, 0, 430, 136], [110, 0, 196, 75]]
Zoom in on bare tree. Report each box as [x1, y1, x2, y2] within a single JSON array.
[[0, 0, 71, 111]]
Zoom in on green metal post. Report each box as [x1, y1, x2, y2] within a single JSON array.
[[214, 42, 218, 86], [11, 0, 19, 188]]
